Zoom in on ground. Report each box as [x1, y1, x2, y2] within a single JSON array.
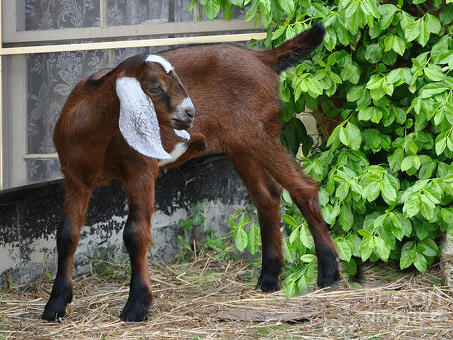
[[0, 252, 452, 339]]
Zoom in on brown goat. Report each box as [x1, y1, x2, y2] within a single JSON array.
[[43, 24, 339, 322]]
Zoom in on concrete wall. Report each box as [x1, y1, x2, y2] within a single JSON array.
[[0, 154, 250, 284]]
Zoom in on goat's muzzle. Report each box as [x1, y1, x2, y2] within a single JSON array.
[[172, 97, 195, 130]]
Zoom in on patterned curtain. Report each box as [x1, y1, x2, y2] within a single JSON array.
[[24, 0, 245, 183]]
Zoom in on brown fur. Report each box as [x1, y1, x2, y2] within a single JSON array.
[[43, 24, 339, 322]]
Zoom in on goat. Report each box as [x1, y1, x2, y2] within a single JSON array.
[[43, 23, 339, 322]]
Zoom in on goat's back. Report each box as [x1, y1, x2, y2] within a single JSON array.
[[162, 44, 282, 152]]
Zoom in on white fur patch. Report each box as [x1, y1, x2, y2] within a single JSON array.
[[158, 142, 188, 166], [178, 97, 194, 110], [145, 55, 174, 73], [173, 129, 190, 140], [116, 77, 171, 160]]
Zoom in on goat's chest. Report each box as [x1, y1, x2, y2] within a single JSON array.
[[158, 142, 188, 167]]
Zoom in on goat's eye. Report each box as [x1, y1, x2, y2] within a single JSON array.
[[149, 86, 163, 95]]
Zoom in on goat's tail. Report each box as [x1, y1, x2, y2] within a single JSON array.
[[258, 23, 325, 73]]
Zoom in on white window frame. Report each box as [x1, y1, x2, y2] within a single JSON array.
[[0, 0, 265, 190]]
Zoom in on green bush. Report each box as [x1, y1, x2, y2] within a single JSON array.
[[194, 0, 453, 294]]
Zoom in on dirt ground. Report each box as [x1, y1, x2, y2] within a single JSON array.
[[1, 252, 452, 339]]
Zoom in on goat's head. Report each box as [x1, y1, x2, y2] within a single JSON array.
[[115, 54, 194, 160]]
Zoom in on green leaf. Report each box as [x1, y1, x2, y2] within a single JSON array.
[[247, 223, 260, 255], [420, 83, 448, 98], [419, 194, 436, 221], [441, 208, 453, 225], [272, 26, 286, 40], [400, 11, 415, 30], [346, 122, 362, 151], [365, 181, 380, 202], [416, 223, 429, 240], [205, 0, 221, 20], [339, 203, 354, 231], [439, 5, 453, 25], [339, 126, 349, 147], [378, 4, 398, 29], [289, 228, 299, 244], [418, 18, 430, 47], [400, 241, 414, 270], [300, 224, 313, 248], [282, 214, 298, 228], [401, 156, 414, 172], [358, 107, 373, 121], [336, 239, 352, 262], [413, 252, 427, 272], [360, 236, 375, 261], [421, 239, 438, 257], [375, 237, 390, 261], [365, 43, 384, 63], [424, 64, 445, 81], [300, 254, 317, 263], [343, 258, 357, 276], [244, 1, 257, 21], [222, 0, 232, 20], [278, 0, 294, 14], [425, 13, 441, 35], [282, 238, 294, 263], [400, 241, 415, 270], [404, 194, 420, 217], [282, 190, 292, 204], [392, 35, 406, 56], [234, 228, 248, 252], [405, 20, 420, 42], [347, 86, 364, 102], [381, 177, 397, 203], [259, 0, 271, 13], [435, 132, 447, 155], [336, 182, 350, 200]]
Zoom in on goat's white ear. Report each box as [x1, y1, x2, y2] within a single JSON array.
[[116, 77, 171, 160]]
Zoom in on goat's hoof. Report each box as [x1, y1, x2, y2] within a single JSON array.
[[316, 244, 341, 288], [120, 300, 150, 322], [120, 286, 152, 322], [256, 273, 281, 293], [42, 300, 68, 321]]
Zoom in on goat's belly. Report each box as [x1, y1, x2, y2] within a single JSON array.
[[158, 142, 188, 167]]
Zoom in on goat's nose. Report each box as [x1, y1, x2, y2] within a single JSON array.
[[185, 107, 195, 119]]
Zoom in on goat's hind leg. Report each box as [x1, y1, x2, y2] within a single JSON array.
[[246, 143, 340, 288], [229, 153, 283, 292], [261, 144, 340, 287], [42, 179, 92, 321]]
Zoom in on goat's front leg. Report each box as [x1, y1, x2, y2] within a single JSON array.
[[120, 177, 155, 322], [42, 180, 92, 321]]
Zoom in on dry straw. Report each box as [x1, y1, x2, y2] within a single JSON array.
[[1, 252, 452, 339]]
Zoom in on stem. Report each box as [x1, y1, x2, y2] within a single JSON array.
[[415, 4, 425, 17], [313, 108, 330, 142]]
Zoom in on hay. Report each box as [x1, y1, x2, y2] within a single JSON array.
[[1, 253, 452, 339]]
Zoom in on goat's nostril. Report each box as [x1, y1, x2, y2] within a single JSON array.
[[185, 108, 195, 119]]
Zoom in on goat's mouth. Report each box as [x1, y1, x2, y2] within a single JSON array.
[[171, 118, 192, 130]]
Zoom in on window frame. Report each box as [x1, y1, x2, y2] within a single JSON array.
[[0, 0, 265, 190]]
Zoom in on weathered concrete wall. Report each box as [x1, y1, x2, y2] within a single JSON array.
[[0, 154, 250, 284], [440, 233, 453, 286]]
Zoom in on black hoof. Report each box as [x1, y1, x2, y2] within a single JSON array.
[[316, 244, 341, 288], [42, 300, 67, 321], [256, 272, 281, 292], [42, 294, 72, 321], [120, 285, 152, 322], [256, 257, 282, 293], [42, 280, 72, 321]]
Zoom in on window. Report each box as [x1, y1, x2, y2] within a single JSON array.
[[0, 0, 264, 190]]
